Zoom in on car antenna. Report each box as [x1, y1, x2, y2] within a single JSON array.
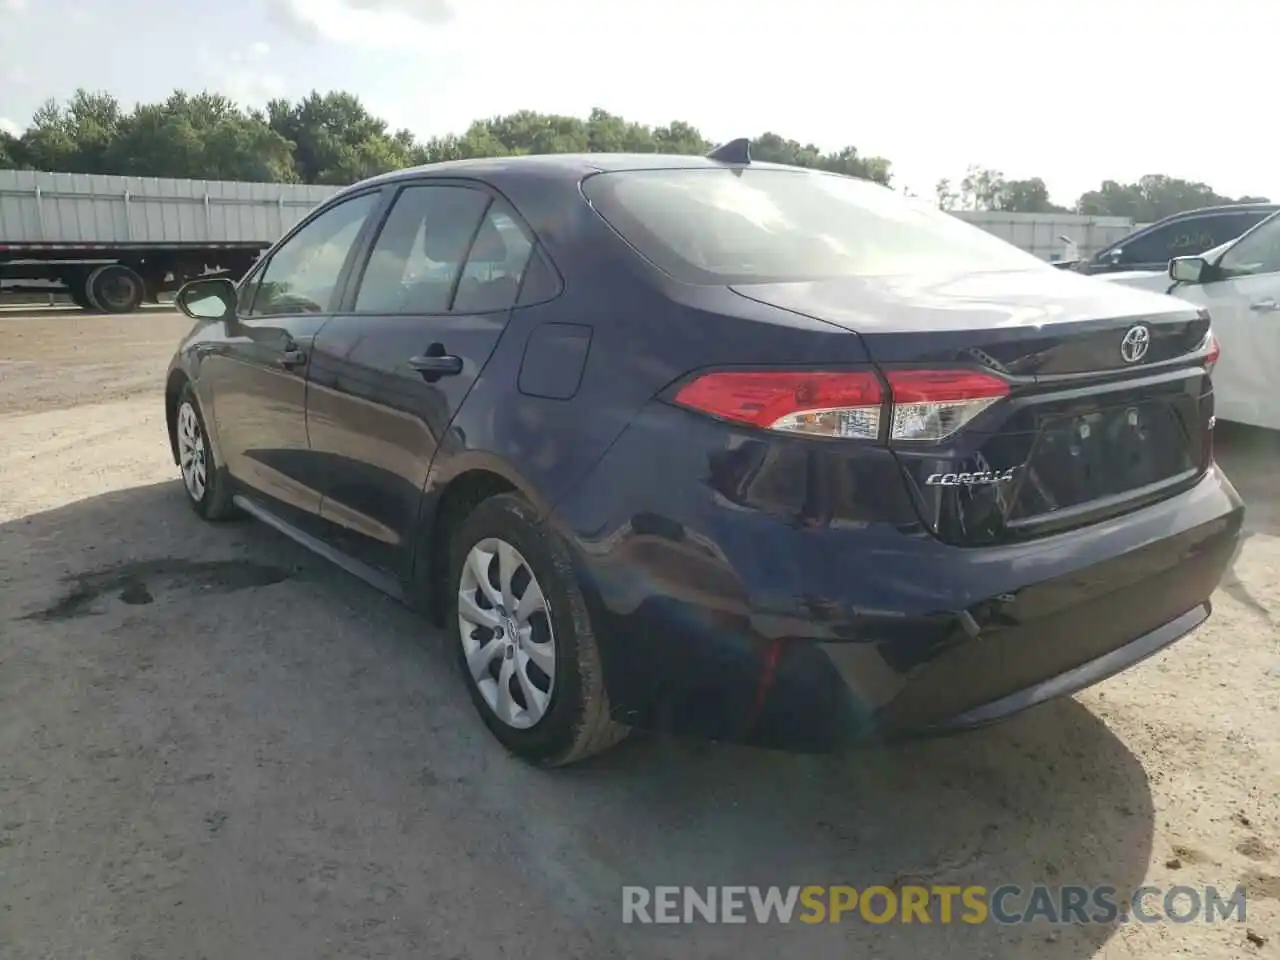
[[707, 137, 751, 164]]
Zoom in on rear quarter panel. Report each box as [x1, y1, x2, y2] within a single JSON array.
[[432, 170, 875, 519]]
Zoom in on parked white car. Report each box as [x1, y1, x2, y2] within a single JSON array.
[[1098, 213, 1280, 431]]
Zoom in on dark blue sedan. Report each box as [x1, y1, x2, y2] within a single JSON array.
[[164, 144, 1244, 765]]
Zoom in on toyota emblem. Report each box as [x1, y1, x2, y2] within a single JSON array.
[[1120, 324, 1150, 363]]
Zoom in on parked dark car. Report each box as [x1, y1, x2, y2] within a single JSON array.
[[1073, 203, 1279, 275], [165, 148, 1243, 766]]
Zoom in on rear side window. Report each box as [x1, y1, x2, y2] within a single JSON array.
[[451, 205, 535, 313], [354, 184, 489, 314], [581, 168, 1045, 284]]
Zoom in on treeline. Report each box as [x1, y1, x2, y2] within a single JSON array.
[[937, 165, 1269, 223], [0, 88, 1267, 223], [0, 89, 890, 187]]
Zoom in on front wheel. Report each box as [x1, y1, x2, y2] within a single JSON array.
[[449, 493, 628, 766]]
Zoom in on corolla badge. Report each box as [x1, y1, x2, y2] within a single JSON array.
[[1120, 324, 1151, 363], [925, 467, 1020, 487]]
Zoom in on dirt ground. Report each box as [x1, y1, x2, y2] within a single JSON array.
[[1, 307, 1276, 960]]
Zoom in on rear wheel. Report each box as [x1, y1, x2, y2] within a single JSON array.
[[175, 383, 236, 521], [449, 493, 627, 766], [86, 263, 145, 314]]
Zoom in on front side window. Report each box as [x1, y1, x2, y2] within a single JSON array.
[[236, 252, 267, 314], [354, 185, 490, 314], [1218, 213, 1280, 279], [582, 168, 1045, 285], [249, 191, 381, 316]]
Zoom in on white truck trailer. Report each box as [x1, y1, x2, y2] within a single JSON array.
[[0, 170, 341, 313]]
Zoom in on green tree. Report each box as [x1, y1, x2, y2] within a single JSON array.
[[109, 92, 297, 182], [998, 177, 1067, 213], [935, 178, 959, 210], [0, 129, 24, 169], [9, 86, 1276, 216], [957, 165, 1005, 210], [937, 167, 1067, 213], [1075, 175, 1268, 220], [16, 99, 82, 172], [4, 88, 886, 187], [265, 91, 419, 184]]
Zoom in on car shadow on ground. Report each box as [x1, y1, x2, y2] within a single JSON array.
[[2, 480, 1162, 959], [1214, 423, 1279, 624]]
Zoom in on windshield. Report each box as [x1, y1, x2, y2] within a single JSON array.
[[581, 167, 1047, 284]]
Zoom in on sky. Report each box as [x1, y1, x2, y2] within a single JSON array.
[[1, 0, 1274, 207]]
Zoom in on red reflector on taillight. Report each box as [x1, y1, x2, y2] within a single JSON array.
[[672, 367, 1011, 442], [885, 370, 1009, 442], [885, 370, 1010, 403], [673, 370, 884, 439], [1205, 332, 1220, 374]]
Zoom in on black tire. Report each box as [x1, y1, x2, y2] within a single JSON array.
[[86, 263, 145, 314], [64, 274, 98, 311], [448, 493, 628, 766], [175, 382, 237, 521]]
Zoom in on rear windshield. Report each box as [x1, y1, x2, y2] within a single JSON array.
[[581, 168, 1046, 284]]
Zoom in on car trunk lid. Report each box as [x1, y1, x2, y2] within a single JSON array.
[[731, 268, 1215, 546]]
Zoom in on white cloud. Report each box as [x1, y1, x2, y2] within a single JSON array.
[[194, 43, 286, 109], [270, 0, 453, 48], [4, 0, 30, 13], [0, 117, 22, 137], [223, 70, 287, 107]]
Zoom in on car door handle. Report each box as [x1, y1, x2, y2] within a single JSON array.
[[277, 348, 307, 368], [407, 354, 464, 376], [1249, 298, 1280, 312]]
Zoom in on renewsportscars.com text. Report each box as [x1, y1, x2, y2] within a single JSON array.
[[621, 884, 1249, 925]]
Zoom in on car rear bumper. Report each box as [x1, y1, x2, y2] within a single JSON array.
[[914, 604, 1207, 734], [553, 403, 1245, 751]]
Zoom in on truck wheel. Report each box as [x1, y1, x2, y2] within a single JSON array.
[[86, 264, 145, 314], [62, 273, 97, 311]]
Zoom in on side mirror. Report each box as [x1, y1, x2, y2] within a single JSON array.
[[176, 277, 237, 321], [1169, 256, 1209, 285]]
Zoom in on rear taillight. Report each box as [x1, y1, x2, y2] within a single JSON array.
[[1204, 332, 1220, 375], [672, 371, 884, 439], [672, 368, 1009, 442], [883, 370, 1009, 442]]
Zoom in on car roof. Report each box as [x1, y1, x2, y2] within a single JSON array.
[[348, 152, 812, 192], [1145, 202, 1279, 226]]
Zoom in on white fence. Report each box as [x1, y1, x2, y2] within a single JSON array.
[[950, 211, 1136, 261]]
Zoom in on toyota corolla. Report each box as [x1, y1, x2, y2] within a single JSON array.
[[164, 143, 1244, 766]]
